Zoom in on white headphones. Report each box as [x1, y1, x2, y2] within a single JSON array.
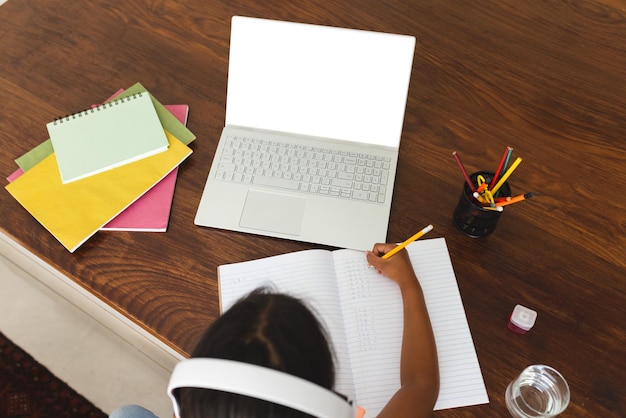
[[167, 358, 356, 418]]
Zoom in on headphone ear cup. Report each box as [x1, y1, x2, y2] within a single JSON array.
[[169, 389, 183, 418], [167, 359, 355, 418]]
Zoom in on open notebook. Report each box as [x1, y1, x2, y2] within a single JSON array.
[[218, 238, 489, 415], [195, 16, 416, 250]]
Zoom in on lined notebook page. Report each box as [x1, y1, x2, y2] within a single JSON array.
[[332, 249, 403, 415], [218, 250, 357, 401], [408, 239, 489, 410], [333, 238, 489, 414], [218, 238, 488, 415]]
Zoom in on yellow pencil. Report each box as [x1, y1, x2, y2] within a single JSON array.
[[382, 224, 433, 259], [490, 157, 522, 195]]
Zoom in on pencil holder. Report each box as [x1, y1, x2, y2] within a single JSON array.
[[453, 171, 511, 238]]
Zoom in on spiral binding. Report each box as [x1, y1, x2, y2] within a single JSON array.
[[51, 92, 144, 125]]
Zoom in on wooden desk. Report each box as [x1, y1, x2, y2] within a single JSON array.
[[1, 1, 624, 416]]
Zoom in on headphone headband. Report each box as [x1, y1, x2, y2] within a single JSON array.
[[167, 358, 355, 418]]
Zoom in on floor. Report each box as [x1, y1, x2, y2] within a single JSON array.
[[0, 237, 179, 417]]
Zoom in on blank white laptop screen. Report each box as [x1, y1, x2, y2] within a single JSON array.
[[226, 17, 414, 147], [195, 16, 416, 250]]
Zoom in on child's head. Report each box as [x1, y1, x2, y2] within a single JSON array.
[[176, 288, 335, 417]]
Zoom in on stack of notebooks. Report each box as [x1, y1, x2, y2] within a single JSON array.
[[5, 82, 196, 252]]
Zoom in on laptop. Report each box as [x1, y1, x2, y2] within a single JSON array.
[[195, 16, 416, 250]]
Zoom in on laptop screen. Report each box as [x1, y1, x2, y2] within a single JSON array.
[[225, 16, 416, 148]]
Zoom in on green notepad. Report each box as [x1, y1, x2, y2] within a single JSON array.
[[47, 92, 169, 183], [15, 83, 196, 172]]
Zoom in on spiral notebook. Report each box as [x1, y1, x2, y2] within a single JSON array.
[[47, 92, 169, 184]]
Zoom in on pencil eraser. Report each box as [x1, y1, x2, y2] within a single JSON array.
[[507, 304, 537, 334]]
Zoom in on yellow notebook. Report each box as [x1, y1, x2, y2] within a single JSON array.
[[6, 131, 192, 252]]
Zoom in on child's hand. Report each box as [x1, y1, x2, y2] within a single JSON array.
[[366, 243, 419, 289]]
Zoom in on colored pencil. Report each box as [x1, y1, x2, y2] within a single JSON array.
[[502, 147, 514, 173], [490, 157, 522, 195], [495, 192, 535, 207], [452, 151, 477, 192], [490, 147, 513, 191]]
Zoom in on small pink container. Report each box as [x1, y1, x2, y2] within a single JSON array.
[[507, 304, 537, 334]]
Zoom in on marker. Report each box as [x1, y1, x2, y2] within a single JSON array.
[[452, 151, 477, 192], [490, 157, 522, 195], [496, 192, 535, 207], [382, 224, 433, 259]]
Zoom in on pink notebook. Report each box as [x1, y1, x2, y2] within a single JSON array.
[[101, 103, 189, 231]]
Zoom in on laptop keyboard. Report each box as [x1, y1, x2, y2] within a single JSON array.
[[214, 135, 392, 203]]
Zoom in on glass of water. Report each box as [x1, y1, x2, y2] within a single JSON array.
[[505, 365, 570, 417]]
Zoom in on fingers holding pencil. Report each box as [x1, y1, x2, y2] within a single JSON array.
[[366, 224, 433, 284], [366, 244, 417, 287]]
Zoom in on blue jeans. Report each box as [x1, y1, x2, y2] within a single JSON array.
[[109, 405, 159, 418]]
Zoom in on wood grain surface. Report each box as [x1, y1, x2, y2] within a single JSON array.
[[1, 1, 624, 416]]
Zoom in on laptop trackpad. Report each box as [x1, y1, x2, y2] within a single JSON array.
[[239, 190, 306, 236]]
